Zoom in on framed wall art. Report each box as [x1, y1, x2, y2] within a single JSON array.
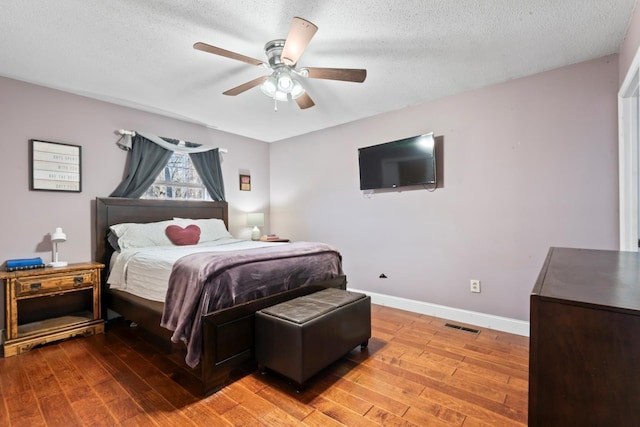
[[239, 173, 251, 191], [30, 139, 82, 192]]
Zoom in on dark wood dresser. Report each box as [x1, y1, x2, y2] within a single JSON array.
[[529, 247, 640, 426]]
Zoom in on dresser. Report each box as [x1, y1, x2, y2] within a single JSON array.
[[1, 262, 104, 357], [529, 247, 640, 426]]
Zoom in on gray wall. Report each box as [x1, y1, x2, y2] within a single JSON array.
[[0, 53, 626, 333], [269, 55, 620, 321], [0, 77, 271, 332]]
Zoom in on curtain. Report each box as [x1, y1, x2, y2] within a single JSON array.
[[109, 134, 173, 198], [190, 148, 225, 201], [110, 132, 226, 201]]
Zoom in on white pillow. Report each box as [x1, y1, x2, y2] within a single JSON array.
[[173, 217, 232, 242], [109, 220, 177, 249]]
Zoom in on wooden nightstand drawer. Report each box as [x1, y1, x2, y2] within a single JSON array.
[[15, 271, 93, 296]]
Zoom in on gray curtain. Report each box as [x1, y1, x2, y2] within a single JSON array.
[[110, 134, 226, 200], [189, 148, 226, 201], [109, 134, 173, 198]]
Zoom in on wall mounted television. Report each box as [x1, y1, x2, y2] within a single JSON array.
[[358, 132, 436, 190]]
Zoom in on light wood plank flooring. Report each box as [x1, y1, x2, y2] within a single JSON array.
[[0, 304, 529, 426]]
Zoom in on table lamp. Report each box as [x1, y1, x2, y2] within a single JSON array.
[[247, 213, 264, 241], [49, 227, 68, 267]]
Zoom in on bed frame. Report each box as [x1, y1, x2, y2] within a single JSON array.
[[95, 197, 346, 395]]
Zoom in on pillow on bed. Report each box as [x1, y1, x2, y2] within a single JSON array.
[[106, 231, 121, 251], [173, 217, 232, 242], [165, 224, 201, 246], [109, 219, 177, 249]]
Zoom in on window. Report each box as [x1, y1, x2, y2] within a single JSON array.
[[142, 151, 210, 200]]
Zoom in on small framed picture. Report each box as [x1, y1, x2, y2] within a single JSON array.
[[30, 139, 82, 192], [239, 174, 251, 191]]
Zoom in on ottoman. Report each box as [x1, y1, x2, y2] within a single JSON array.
[[254, 288, 371, 386]]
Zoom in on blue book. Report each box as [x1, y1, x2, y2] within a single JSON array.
[[6, 258, 44, 269], [7, 258, 44, 268]]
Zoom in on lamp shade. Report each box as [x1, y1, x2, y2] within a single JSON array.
[[246, 213, 265, 227], [51, 227, 67, 242], [277, 72, 293, 91], [260, 76, 277, 97]]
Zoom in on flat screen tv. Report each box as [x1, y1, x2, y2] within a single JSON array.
[[358, 132, 436, 190]]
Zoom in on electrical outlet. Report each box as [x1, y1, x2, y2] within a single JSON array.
[[470, 279, 481, 293]]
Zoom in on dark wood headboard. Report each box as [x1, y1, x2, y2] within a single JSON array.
[[95, 197, 229, 269]]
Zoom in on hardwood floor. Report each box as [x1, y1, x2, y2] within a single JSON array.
[[0, 304, 529, 426]]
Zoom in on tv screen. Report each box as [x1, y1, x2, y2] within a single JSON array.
[[358, 133, 436, 190]]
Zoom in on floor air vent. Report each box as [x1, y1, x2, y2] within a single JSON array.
[[444, 323, 480, 334]]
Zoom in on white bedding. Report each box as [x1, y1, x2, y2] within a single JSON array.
[[107, 238, 289, 302]]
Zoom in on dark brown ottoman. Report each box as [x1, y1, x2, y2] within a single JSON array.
[[254, 288, 371, 386]]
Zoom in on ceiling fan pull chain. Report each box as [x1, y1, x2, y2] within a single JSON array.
[[274, 97, 278, 112]]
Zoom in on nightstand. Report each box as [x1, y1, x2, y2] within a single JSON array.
[[1, 262, 105, 357]]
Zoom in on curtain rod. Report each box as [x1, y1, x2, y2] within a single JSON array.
[[117, 129, 228, 153]]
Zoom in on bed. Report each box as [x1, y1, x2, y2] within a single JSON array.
[[95, 197, 346, 395]]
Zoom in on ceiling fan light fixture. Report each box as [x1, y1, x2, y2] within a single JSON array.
[[276, 72, 293, 91], [262, 81, 305, 102], [290, 80, 305, 99], [274, 91, 289, 102], [260, 70, 306, 102], [260, 75, 278, 97]]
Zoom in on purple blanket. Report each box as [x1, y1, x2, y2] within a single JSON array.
[[160, 241, 343, 368]]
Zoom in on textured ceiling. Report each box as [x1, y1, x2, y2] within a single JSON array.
[[0, 1, 636, 142]]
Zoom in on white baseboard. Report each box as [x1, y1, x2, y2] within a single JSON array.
[[350, 288, 530, 337]]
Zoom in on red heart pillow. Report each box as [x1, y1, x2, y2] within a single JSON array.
[[166, 224, 201, 246]]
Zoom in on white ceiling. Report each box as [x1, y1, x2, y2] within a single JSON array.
[[0, 1, 636, 142]]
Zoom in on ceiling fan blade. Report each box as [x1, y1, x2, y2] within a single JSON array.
[[223, 76, 268, 96], [281, 17, 318, 66], [193, 42, 264, 67], [305, 67, 367, 83], [295, 92, 315, 109]]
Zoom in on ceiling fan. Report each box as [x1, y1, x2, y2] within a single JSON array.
[[194, 17, 367, 110]]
